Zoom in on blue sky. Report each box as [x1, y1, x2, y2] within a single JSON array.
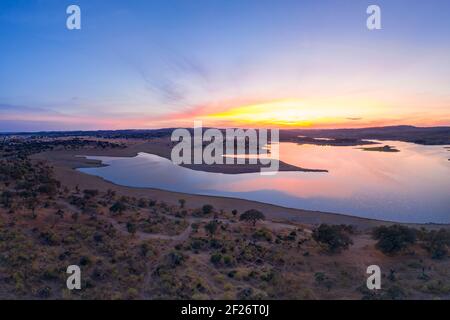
[[1, 0, 450, 131]]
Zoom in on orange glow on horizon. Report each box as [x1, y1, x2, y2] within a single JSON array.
[[3, 98, 449, 131], [194, 99, 391, 128]]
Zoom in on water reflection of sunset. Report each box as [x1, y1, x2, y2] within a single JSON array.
[[79, 141, 450, 222]]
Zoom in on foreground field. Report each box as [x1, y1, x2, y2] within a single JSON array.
[[0, 136, 449, 299]]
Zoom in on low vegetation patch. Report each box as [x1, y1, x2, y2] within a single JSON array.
[[372, 225, 417, 255], [312, 224, 353, 253]]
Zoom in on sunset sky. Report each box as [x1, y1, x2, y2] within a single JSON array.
[[1, 0, 450, 132]]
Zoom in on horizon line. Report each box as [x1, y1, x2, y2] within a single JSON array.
[[2, 124, 450, 135]]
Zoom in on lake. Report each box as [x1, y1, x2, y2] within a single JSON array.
[[78, 141, 450, 223]]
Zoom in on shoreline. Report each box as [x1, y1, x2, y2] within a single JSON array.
[[32, 146, 450, 230]]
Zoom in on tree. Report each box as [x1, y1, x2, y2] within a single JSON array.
[[372, 225, 417, 255], [239, 209, 265, 226], [312, 224, 353, 253]]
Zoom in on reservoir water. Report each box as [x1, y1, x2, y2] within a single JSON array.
[[78, 141, 450, 223]]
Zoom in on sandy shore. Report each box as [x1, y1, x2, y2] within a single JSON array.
[[62, 137, 327, 173], [30, 140, 448, 231]]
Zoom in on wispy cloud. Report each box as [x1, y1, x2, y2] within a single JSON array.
[[125, 46, 213, 113]]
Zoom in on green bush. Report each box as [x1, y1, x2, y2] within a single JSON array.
[[138, 198, 148, 208], [109, 201, 126, 214], [312, 224, 353, 253], [167, 251, 185, 267], [252, 228, 273, 242], [202, 204, 214, 215], [204, 220, 219, 238], [189, 239, 202, 250], [422, 229, 450, 259], [223, 255, 233, 266], [126, 222, 137, 234], [83, 189, 99, 198], [210, 253, 222, 265], [372, 225, 417, 255]]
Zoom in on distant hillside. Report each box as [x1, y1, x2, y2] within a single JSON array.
[[1, 125, 449, 145], [281, 126, 450, 145]]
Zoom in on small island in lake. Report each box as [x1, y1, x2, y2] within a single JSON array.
[[358, 145, 400, 153]]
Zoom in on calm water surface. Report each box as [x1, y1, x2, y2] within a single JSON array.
[[78, 141, 450, 223]]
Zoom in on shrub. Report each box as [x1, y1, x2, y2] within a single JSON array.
[[422, 229, 450, 259], [190, 239, 207, 251], [83, 189, 99, 198], [202, 204, 214, 215], [167, 251, 185, 267], [314, 272, 334, 290], [384, 285, 406, 300], [109, 201, 127, 214], [126, 222, 137, 234], [204, 220, 219, 238], [339, 224, 356, 234], [37, 286, 52, 299], [252, 228, 273, 242], [140, 243, 150, 257], [39, 231, 58, 246], [286, 230, 297, 241], [138, 198, 148, 208], [210, 253, 222, 265], [37, 183, 58, 196], [312, 224, 353, 253], [223, 255, 233, 266], [209, 239, 222, 249], [93, 233, 103, 243], [227, 270, 237, 278], [314, 272, 326, 283], [79, 256, 91, 266], [239, 209, 265, 226], [372, 225, 417, 255]]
